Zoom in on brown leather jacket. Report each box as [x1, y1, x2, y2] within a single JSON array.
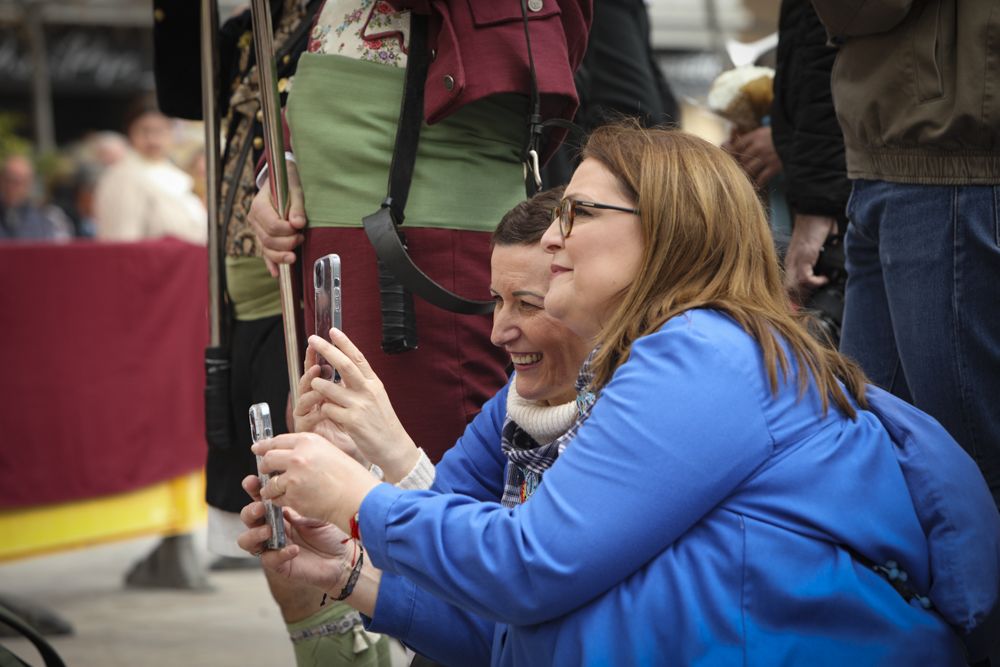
[[812, 0, 1000, 185]]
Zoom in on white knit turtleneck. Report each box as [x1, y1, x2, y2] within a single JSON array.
[[505, 378, 578, 445]]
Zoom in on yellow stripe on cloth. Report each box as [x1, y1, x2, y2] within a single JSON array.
[[0, 470, 207, 563]]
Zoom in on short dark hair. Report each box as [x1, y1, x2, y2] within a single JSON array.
[[122, 93, 163, 132], [491, 185, 565, 248]]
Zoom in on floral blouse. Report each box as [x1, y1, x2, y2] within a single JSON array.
[[308, 0, 410, 67]]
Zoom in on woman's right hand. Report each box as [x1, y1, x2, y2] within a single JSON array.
[[294, 347, 369, 467], [249, 160, 307, 277], [307, 329, 421, 484], [237, 474, 355, 595]]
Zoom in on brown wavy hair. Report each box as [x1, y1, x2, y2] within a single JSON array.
[[584, 121, 868, 418]]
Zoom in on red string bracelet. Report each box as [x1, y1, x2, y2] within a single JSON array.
[[349, 512, 361, 541]]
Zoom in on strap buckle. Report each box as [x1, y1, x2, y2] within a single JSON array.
[[522, 148, 542, 190]]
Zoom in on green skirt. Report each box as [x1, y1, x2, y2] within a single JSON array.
[[286, 52, 527, 232]]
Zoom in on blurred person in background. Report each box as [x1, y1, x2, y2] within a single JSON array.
[[543, 0, 678, 187], [89, 131, 129, 168], [43, 132, 128, 239], [46, 152, 102, 238], [184, 149, 207, 208], [70, 163, 100, 238], [771, 0, 848, 295], [94, 95, 206, 245], [769, 0, 849, 346], [717, 65, 789, 240], [95, 103, 210, 592], [0, 154, 72, 241]]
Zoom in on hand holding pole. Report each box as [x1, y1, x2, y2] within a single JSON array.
[[250, 0, 301, 405]]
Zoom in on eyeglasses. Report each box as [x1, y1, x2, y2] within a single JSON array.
[[552, 198, 640, 238]]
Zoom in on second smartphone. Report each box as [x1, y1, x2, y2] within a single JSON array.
[[313, 253, 342, 381]]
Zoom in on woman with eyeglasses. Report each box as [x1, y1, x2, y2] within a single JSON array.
[[246, 122, 997, 666]]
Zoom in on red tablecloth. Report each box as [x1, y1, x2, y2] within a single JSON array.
[[0, 239, 209, 508]]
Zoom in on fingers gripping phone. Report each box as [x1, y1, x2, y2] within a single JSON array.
[[314, 254, 342, 382], [249, 403, 287, 550]]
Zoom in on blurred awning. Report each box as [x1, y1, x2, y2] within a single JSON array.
[[648, 0, 751, 52], [0, 0, 244, 27], [0, 0, 245, 149]]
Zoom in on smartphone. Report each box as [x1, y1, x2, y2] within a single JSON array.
[[313, 254, 342, 382], [249, 403, 287, 550]]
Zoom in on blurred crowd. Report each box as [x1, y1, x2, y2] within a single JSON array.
[[0, 99, 206, 244]]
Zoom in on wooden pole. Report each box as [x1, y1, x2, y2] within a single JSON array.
[[250, 0, 301, 406]]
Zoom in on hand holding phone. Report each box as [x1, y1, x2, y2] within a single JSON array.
[[249, 402, 287, 550], [313, 254, 342, 381]]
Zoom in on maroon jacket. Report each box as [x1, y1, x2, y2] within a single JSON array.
[[391, 0, 592, 160], [264, 0, 591, 172]]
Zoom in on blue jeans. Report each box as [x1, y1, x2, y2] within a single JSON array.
[[841, 179, 1000, 508]]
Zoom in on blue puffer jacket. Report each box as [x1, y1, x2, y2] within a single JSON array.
[[366, 310, 1000, 666]]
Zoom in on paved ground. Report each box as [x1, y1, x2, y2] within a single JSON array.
[[0, 527, 295, 666]]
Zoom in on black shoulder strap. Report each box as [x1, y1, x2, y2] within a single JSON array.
[[362, 12, 494, 337], [518, 0, 584, 196]]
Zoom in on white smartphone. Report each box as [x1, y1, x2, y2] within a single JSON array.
[[249, 403, 286, 550], [313, 254, 342, 382]]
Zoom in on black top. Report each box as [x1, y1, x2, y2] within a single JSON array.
[[770, 0, 850, 222]]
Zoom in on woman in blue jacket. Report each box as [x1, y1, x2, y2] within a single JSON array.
[[250, 124, 996, 666]]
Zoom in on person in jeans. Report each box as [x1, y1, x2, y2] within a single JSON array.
[[811, 1, 1000, 510]]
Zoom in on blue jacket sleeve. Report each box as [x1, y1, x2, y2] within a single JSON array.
[[431, 380, 510, 500], [360, 314, 776, 626], [365, 380, 509, 664], [367, 571, 495, 666]]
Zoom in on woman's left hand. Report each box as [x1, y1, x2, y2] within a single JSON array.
[[255, 431, 381, 531], [237, 484, 355, 595]]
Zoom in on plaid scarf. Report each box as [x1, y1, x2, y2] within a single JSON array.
[[500, 351, 599, 508]]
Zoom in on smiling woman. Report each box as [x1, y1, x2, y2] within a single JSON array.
[[489, 188, 591, 408], [237, 187, 600, 664], [489, 243, 581, 406]]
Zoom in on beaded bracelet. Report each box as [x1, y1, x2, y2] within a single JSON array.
[[332, 543, 365, 602], [320, 542, 365, 606]]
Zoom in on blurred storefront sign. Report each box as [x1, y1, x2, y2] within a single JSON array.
[[0, 1, 158, 150], [0, 25, 153, 94], [0, 0, 237, 149]]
